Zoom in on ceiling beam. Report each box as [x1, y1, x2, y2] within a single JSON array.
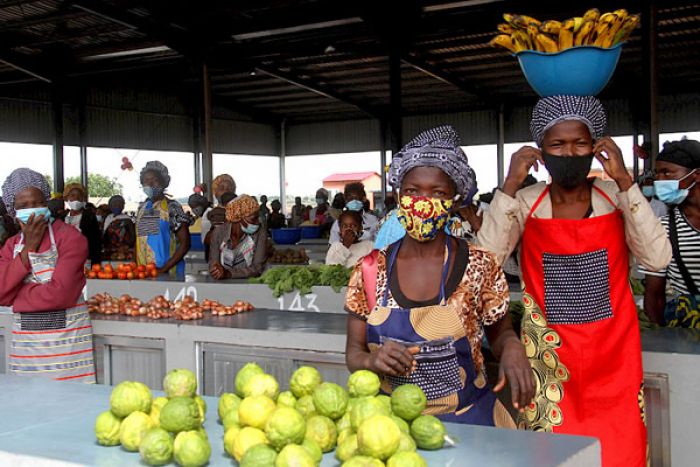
[[0, 48, 52, 82], [401, 52, 498, 105], [254, 65, 382, 118]]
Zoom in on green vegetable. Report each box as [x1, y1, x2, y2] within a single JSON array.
[[250, 265, 352, 297]]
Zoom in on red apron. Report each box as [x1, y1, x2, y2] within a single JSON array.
[[519, 186, 646, 467]]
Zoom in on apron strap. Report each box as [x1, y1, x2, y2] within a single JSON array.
[[592, 184, 617, 209], [383, 236, 452, 307], [527, 186, 550, 219]]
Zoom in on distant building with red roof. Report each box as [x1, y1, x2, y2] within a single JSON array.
[[322, 171, 382, 208]]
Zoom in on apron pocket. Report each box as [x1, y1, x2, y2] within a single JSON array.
[[20, 310, 67, 331], [543, 249, 613, 325], [382, 337, 462, 400]]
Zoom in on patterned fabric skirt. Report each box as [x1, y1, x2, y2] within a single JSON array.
[[10, 304, 96, 383]]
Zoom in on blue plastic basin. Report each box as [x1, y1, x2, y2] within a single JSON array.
[[516, 43, 623, 97], [271, 228, 302, 245], [190, 233, 203, 251], [301, 225, 322, 239]]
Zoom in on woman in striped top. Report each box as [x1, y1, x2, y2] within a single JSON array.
[[643, 140, 700, 326], [0, 168, 95, 382]]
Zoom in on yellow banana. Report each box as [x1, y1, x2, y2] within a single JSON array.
[[601, 13, 627, 47], [598, 12, 618, 25], [490, 34, 518, 53], [583, 8, 600, 23], [575, 20, 595, 46], [514, 14, 541, 28], [573, 17, 584, 33], [540, 20, 562, 35], [613, 9, 629, 22], [512, 30, 533, 50], [558, 21, 575, 51], [612, 14, 641, 45], [527, 24, 540, 46], [591, 22, 612, 47], [498, 23, 514, 34], [537, 33, 559, 53], [503, 13, 520, 28]]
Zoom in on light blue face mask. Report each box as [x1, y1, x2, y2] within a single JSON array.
[[241, 222, 259, 235], [654, 170, 696, 205], [16, 207, 50, 224], [96, 215, 103, 222], [642, 186, 655, 198], [346, 200, 364, 212]]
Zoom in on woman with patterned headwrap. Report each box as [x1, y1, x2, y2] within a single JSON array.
[[0, 168, 95, 383], [478, 96, 671, 466], [345, 125, 533, 427], [209, 195, 267, 280], [63, 182, 102, 265], [135, 161, 192, 276]]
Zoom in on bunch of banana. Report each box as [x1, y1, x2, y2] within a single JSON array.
[[489, 8, 640, 54]]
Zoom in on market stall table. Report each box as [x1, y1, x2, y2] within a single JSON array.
[[0, 374, 600, 466]]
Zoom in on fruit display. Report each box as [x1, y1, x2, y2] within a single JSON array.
[[250, 264, 352, 297], [490, 9, 640, 53], [95, 369, 211, 467], [215, 364, 454, 466], [88, 293, 254, 321], [269, 247, 309, 265], [86, 262, 158, 280]]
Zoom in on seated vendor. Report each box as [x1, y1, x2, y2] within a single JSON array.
[[345, 125, 533, 427], [209, 195, 268, 280], [267, 199, 286, 230], [326, 210, 374, 268], [330, 182, 379, 243]]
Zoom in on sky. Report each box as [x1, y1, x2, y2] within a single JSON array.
[[1, 131, 698, 207]]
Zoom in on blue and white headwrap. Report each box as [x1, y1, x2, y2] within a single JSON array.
[[1, 168, 51, 217], [530, 95, 607, 146], [389, 125, 474, 199]]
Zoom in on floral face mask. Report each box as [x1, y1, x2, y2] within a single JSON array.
[[397, 195, 453, 242]]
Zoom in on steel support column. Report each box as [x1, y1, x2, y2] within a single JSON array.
[[497, 105, 505, 187], [201, 64, 213, 198], [279, 119, 287, 214], [388, 50, 402, 154], [52, 86, 64, 194], [643, 0, 659, 170], [379, 119, 388, 201], [78, 96, 88, 190]]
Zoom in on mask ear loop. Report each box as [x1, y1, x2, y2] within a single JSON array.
[[680, 169, 697, 190]]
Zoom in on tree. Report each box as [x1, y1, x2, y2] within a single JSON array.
[[65, 174, 123, 198]]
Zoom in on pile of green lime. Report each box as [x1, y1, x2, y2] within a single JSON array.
[[217, 364, 450, 466], [94, 368, 211, 467]]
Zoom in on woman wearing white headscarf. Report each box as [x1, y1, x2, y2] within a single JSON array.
[[0, 168, 95, 383], [478, 96, 670, 467]]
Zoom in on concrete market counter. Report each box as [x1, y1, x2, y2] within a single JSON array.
[[0, 374, 600, 466]]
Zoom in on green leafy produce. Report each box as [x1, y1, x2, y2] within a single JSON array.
[[250, 265, 352, 297]]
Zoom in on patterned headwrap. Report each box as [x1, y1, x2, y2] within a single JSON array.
[[140, 160, 171, 188], [1, 168, 51, 216], [389, 125, 474, 198], [225, 195, 259, 223], [657, 139, 700, 169], [63, 182, 86, 200], [530, 95, 607, 146], [213, 174, 236, 197]]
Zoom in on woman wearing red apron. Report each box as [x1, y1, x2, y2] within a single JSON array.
[[346, 126, 534, 425], [0, 168, 96, 383], [479, 96, 672, 466]]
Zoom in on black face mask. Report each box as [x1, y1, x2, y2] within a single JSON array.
[[543, 153, 594, 189]]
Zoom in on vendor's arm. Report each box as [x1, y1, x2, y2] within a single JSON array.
[[0, 236, 30, 305], [478, 146, 542, 265], [344, 263, 416, 376], [594, 137, 672, 272], [208, 226, 226, 280], [226, 231, 268, 279], [644, 274, 667, 325], [481, 250, 534, 410], [13, 226, 88, 312]]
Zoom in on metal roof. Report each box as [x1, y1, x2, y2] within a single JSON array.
[[0, 0, 698, 124]]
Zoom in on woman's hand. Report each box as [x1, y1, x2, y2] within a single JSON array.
[[22, 213, 48, 252], [493, 337, 535, 411], [368, 341, 418, 377], [210, 262, 225, 280], [341, 230, 356, 249], [503, 146, 543, 197], [594, 137, 633, 191]]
